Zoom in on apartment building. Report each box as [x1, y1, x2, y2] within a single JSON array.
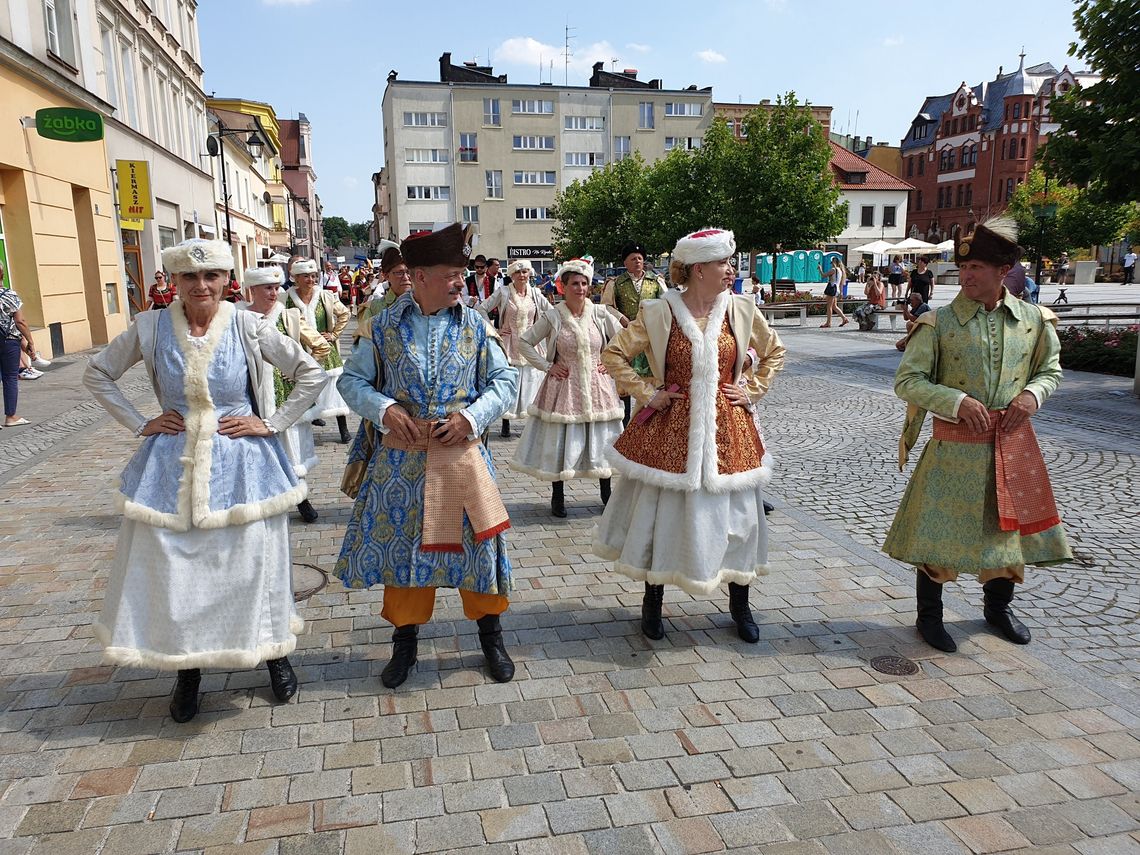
[[382, 53, 711, 273], [280, 114, 323, 260]]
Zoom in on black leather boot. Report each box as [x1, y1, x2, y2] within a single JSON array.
[[296, 500, 318, 523], [915, 571, 957, 652], [762, 501, 774, 516], [600, 478, 611, 507], [337, 415, 351, 444], [500, 418, 511, 438], [476, 615, 515, 682], [266, 657, 298, 702], [381, 625, 418, 688], [728, 582, 760, 643], [551, 481, 567, 518], [983, 578, 1032, 644], [169, 669, 201, 723], [641, 582, 665, 640], [311, 418, 326, 426]]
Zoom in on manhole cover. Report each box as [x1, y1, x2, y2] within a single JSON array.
[[869, 655, 919, 676], [293, 562, 328, 602]]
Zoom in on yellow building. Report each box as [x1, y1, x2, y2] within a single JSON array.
[[0, 48, 127, 354]]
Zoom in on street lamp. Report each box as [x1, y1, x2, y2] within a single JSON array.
[[206, 119, 266, 247]]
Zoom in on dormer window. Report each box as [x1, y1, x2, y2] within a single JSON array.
[[846, 171, 867, 184]]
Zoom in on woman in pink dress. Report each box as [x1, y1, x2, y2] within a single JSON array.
[[513, 258, 623, 517]]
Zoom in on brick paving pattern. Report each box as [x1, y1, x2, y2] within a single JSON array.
[[0, 319, 1137, 853]]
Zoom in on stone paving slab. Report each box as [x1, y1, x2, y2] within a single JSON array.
[[0, 322, 1137, 854]]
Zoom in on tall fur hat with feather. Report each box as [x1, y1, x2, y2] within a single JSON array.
[[955, 216, 1020, 267]]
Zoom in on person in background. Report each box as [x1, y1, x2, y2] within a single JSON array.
[[907, 256, 935, 304], [486, 258, 504, 292], [319, 261, 339, 293], [1055, 252, 1070, 285], [750, 274, 765, 306], [1121, 248, 1136, 285], [149, 270, 175, 309], [855, 260, 867, 283], [363, 246, 412, 319], [894, 291, 932, 351], [854, 271, 886, 331], [465, 255, 489, 305], [1, 265, 39, 426], [223, 273, 243, 303], [887, 255, 906, 301], [818, 256, 849, 328]]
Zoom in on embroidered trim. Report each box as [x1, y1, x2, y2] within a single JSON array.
[[509, 460, 613, 481], [589, 541, 770, 595], [95, 613, 303, 670]]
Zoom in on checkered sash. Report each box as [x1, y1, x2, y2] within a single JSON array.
[[381, 419, 510, 552], [932, 412, 1061, 535]]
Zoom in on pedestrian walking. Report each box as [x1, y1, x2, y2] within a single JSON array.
[[1, 267, 40, 428], [1122, 249, 1136, 285], [361, 245, 413, 320], [281, 259, 352, 443], [887, 255, 906, 300], [335, 223, 520, 688], [239, 265, 330, 523], [148, 270, 175, 309], [476, 258, 553, 438], [82, 239, 328, 722], [907, 256, 935, 303], [818, 256, 849, 327], [512, 257, 623, 517], [885, 217, 1071, 653], [593, 228, 786, 643]]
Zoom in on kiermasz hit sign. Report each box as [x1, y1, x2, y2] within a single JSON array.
[[116, 160, 154, 220]]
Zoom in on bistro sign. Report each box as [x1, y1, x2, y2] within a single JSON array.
[[35, 108, 104, 142], [507, 245, 553, 259]]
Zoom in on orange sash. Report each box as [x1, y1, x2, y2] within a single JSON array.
[[933, 411, 1061, 536]]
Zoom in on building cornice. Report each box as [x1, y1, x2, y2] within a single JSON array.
[[207, 98, 282, 152], [385, 79, 716, 97]]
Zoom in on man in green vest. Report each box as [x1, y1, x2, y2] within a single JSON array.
[[602, 242, 667, 424]]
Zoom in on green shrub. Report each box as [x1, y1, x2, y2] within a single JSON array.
[[1057, 325, 1137, 376]]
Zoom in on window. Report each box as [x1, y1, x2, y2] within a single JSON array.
[[937, 188, 944, 209], [860, 206, 874, 227], [883, 206, 897, 228], [462, 205, 479, 223], [952, 118, 959, 135], [565, 152, 604, 167], [406, 185, 450, 200], [956, 185, 964, 207], [100, 24, 118, 106], [968, 115, 976, 130], [120, 41, 139, 130], [614, 136, 631, 162], [515, 207, 551, 221], [514, 170, 556, 185], [513, 135, 555, 150], [512, 99, 553, 114], [907, 157, 914, 177], [405, 148, 449, 163], [403, 111, 447, 127], [918, 156, 925, 176], [664, 102, 702, 117], [915, 190, 923, 211], [638, 102, 654, 129], [1009, 138, 1018, 159], [485, 170, 503, 198], [964, 185, 972, 207], [1020, 138, 1027, 159], [459, 133, 477, 162], [1012, 103, 1021, 120], [44, 0, 77, 65], [483, 98, 500, 126], [565, 115, 604, 131], [665, 137, 701, 151], [1006, 178, 1014, 200]]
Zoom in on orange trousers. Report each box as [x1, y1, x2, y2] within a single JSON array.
[[380, 587, 509, 627], [919, 564, 1023, 584]]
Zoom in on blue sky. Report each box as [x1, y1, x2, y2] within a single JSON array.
[[199, 0, 1083, 223]]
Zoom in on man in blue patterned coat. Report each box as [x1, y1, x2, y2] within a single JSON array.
[[335, 223, 519, 688]]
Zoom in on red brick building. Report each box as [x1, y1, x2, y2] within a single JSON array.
[[900, 56, 1097, 243]]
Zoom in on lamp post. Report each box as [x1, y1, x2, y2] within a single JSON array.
[[206, 117, 266, 248]]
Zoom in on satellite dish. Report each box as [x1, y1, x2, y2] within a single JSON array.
[[206, 136, 220, 156], [262, 191, 272, 203]]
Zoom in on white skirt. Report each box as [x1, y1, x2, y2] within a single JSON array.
[[282, 420, 318, 478], [511, 418, 622, 481], [593, 479, 769, 595], [306, 365, 349, 421], [95, 515, 302, 670], [503, 364, 543, 421]]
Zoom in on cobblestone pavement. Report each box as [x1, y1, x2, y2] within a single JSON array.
[[0, 320, 1138, 855]]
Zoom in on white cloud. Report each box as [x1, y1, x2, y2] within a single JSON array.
[[626, 43, 651, 54], [493, 36, 631, 78], [696, 49, 727, 64], [882, 35, 905, 47]]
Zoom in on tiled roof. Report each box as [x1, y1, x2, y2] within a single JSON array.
[[828, 142, 913, 191]]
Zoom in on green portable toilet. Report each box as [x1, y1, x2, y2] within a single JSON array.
[[791, 251, 809, 282], [807, 250, 825, 282], [775, 253, 792, 280], [756, 254, 772, 282]]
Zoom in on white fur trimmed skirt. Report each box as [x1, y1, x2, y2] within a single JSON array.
[[95, 515, 302, 670]]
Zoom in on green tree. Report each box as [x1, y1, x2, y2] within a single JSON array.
[[550, 152, 649, 262], [1006, 167, 1129, 260], [1040, 0, 1140, 205], [349, 222, 371, 244], [725, 93, 847, 294], [322, 216, 352, 248]]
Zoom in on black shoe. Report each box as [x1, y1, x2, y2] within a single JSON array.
[[983, 579, 1032, 645], [311, 418, 327, 427], [551, 481, 567, 518], [600, 478, 611, 507], [641, 582, 665, 640], [915, 571, 957, 652], [337, 416, 351, 444], [296, 500, 318, 523], [381, 625, 418, 688], [266, 657, 298, 702], [476, 614, 516, 683], [500, 419, 511, 438], [728, 582, 760, 643], [762, 501, 774, 516], [169, 669, 201, 723]]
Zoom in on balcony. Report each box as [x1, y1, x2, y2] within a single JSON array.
[[266, 180, 288, 205], [269, 222, 292, 247]]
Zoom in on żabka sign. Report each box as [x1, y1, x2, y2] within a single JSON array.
[[35, 108, 104, 142]]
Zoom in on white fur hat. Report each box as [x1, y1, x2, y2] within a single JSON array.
[[244, 266, 284, 287], [506, 258, 533, 277], [291, 259, 319, 275], [672, 228, 736, 265], [161, 239, 233, 274], [556, 256, 595, 283]]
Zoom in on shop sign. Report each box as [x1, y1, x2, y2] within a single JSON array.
[[507, 245, 553, 259], [35, 108, 104, 142], [119, 217, 145, 231], [115, 160, 153, 219]]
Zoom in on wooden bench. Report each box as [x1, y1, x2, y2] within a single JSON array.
[[760, 304, 808, 326], [870, 309, 906, 331]]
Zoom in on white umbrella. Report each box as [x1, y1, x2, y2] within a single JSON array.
[[852, 240, 896, 254], [887, 237, 940, 254], [934, 239, 955, 252]]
